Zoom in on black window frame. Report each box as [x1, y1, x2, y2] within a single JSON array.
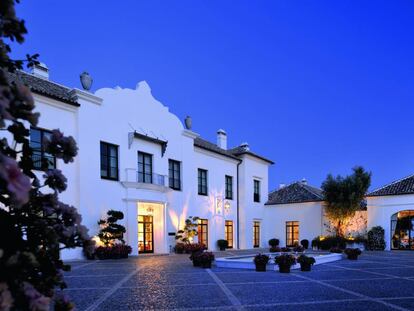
[[30, 127, 56, 170], [253, 221, 260, 248], [198, 168, 208, 196], [168, 159, 181, 190], [138, 151, 153, 183], [254, 179, 261, 202], [198, 218, 208, 247], [225, 220, 234, 249], [100, 141, 119, 181], [286, 221, 299, 247], [225, 175, 233, 200]]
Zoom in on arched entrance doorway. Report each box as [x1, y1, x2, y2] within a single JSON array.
[[391, 210, 414, 250]]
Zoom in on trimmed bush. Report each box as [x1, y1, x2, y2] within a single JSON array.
[[301, 239, 309, 249], [367, 226, 386, 251], [312, 236, 347, 250], [268, 238, 280, 247], [217, 239, 228, 251], [95, 244, 132, 259]]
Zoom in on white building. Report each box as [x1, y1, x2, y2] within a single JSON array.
[[264, 180, 367, 247], [367, 174, 414, 251], [10, 65, 274, 259]]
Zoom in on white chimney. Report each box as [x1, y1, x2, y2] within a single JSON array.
[[240, 142, 249, 151], [30, 62, 49, 80], [279, 183, 286, 189], [217, 129, 227, 150], [301, 178, 307, 185]]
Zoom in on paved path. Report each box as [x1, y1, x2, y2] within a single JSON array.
[[64, 251, 414, 310]]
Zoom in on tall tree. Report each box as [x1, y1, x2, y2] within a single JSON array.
[[0, 1, 93, 310], [322, 166, 371, 237]]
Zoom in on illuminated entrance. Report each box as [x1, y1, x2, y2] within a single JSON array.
[[391, 210, 414, 250], [138, 215, 153, 253]]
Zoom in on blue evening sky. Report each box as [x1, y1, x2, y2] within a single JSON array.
[[13, 1, 414, 192]]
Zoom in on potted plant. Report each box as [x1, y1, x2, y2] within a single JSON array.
[[330, 247, 343, 253], [197, 252, 215, 268], [268, 238, 280, 252], [188, 243, 206, 266], [293, 245, 304, 253], [344, 248, 362, 260], [275, 254, 296, 273], [269, 246, 281, 253], [301, 239, 309, 249], [253, 254, 270, 272], [175, 243, 185, 254], [217, 239, 228, 251], [297, 255, 316, 271]]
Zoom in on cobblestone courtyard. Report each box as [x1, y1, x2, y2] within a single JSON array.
[[65, 251, 414, 310]]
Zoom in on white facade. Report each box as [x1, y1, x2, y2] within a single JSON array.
[[263, 202, 324, 247], [25, 70, 273, 259], [367, 194, 414, 250]]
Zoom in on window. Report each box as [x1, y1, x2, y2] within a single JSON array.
[[198, 219, 208, 247], [30, 127, 56, 170], [225, 175, 233, 200], [286, 221, 299, 247], [254, 180, 260, 202], [168, 159, 181, 190], [100, 142, 119, 180], [225, 220, 233, 248], [198, 169, 208, 195], [253, 221, 260, 248], [138, 152, 152, 183]]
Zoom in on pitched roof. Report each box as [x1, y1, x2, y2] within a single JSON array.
[[367, 174, 414, 197], [228, 146, 274, 164], [7, 70, 79, 107], [265, 182, 324, 205], [194, 137, 241, 161]]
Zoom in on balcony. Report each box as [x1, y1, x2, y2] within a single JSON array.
[[122, 168, 170, 192]]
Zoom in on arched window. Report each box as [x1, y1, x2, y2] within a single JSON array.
[[391, 210, 414, 250]]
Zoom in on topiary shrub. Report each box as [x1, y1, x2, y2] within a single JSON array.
[[301, 239, 309, 249], [268, 238, 280, 247], [217, 239, 228, 251], [367, 226, 386, 251], [97, 210, 126, 246]]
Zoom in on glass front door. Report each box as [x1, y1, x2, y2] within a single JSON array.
[[138, 215, 153, 253], [391, 210, 414, 250]]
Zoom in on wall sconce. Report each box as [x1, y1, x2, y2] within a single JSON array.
[[224, 201, 231, 214], [216, 196, 223, 215], [146, 206, 154, 215]]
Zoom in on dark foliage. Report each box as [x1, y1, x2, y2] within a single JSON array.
[[217, 239, 228, 250], [367, 226, 386, 251], [95, 244, 132, 260], [254, 254, 270, 265], [300, 239, 309, 249], [97, 210, 126, 246], [0, 2, 92, 309], [268, 238, 279, 247], [322, 167, 371, 237]]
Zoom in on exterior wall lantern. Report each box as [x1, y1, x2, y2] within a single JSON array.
[[224, 201, 231, 214]]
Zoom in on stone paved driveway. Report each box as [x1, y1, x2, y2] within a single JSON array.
[[64, 251, 414, 310]]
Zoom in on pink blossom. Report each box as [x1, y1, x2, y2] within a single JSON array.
[[0, 155, 31, 205]]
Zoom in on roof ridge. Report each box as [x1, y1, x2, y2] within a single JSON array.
[[368, 173, 414, 195], [18, 70, 74, 91], [301, 183, 324, 199]]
